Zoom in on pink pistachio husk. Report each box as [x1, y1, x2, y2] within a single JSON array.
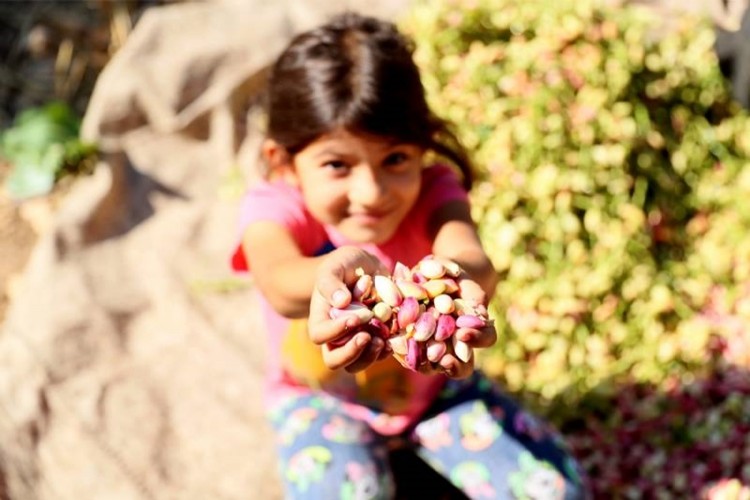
[[434, 314, 457, 341], [392, 261, 412, 281], [411, 272, 429, 284], [413, 309, 438, 341], [352, 274, 373, 302], [426, 339, 447, 362], [329, 302, 374, 322], [397, 296, 420, 328], [365, 318, 389, 339], [455, 314, 486, 329]]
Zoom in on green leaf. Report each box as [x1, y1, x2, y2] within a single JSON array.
[[0, 101, 94, 200], [5, 162, 56, 199], [4, 143, 65, 199]]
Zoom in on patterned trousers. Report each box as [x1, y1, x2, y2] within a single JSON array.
[[268, 371, 588, 500]]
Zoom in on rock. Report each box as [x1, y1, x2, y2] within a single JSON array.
[[0, 1, 411, 499]]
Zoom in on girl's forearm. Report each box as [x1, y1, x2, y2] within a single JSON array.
[[437, 249, 498, 300], [428, 201, 498, 298], [254, 255, 323, 319]]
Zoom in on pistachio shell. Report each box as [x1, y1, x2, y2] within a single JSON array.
[[423, 280, 447, 298], [388, 334, 409, 355], [329, 302, 374, 322], [433, 294, 455, 314], [453, 337, 473, 363], [453, 298, 482, 316], [396, 279, 428, 300], [453, 298, 468, 314], [374, 275, 403, 307], [419, 258, 446, 279], [372, 302, 393, 322], [435, 257, 462, 277], [435, 278, 460, 294]]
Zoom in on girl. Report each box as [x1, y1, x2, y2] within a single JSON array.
[[232, 12, 587, 500]]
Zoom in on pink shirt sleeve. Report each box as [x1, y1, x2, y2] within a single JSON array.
[[230, 181, 329, 271], [418, 164, 469, 214]]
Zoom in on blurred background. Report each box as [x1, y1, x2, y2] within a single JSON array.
[[1, 0, 749, 498], [0, 0, 163, 319]]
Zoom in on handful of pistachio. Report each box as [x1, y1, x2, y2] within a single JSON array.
[[328, 256, 491, 372]]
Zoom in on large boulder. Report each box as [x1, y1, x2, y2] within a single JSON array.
[[0, 1, 410, 499]]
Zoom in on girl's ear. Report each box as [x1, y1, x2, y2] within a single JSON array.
[[261, 139, 298, 185]]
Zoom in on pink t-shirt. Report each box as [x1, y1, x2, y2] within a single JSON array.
[[232, 164, 468, 434]]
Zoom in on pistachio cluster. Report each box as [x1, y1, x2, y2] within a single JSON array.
[[329, 256, 491, 372]]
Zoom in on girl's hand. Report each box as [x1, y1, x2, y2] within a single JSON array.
[[307, 246, 390, 373]]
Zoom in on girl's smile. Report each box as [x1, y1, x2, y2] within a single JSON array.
[[283, 128, 424, 244]]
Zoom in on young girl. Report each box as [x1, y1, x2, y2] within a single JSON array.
[[232, 12, 587, 500]]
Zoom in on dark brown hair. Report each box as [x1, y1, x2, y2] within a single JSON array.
[[265, 12, 474, 190]]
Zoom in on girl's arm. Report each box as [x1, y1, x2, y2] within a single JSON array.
[[241, 221, 324, 318], [242, 221, 391, 318], [426, 198, 499, 379], [242, 221, 389, 371], [428, 199, 499, 299]]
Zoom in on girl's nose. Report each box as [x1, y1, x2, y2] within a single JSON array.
[[350, 166, 385, 206]]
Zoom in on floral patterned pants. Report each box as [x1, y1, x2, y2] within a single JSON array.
[[268, 371, 587, 500]]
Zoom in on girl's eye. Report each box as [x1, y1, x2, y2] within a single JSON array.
[[382, 151, 410, 168], [322, 160, 349, 171]]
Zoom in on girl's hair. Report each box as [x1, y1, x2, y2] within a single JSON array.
[[265, 12, 475, 190]]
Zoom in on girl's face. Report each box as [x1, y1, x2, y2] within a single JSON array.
[[285, 128, 424, 244]]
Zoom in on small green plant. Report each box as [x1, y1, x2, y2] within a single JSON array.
[[1, 101, 98, 200]]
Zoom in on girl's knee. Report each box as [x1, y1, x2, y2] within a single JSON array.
[[282, 447, 395, 499], [507, 454, 589, 500]]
